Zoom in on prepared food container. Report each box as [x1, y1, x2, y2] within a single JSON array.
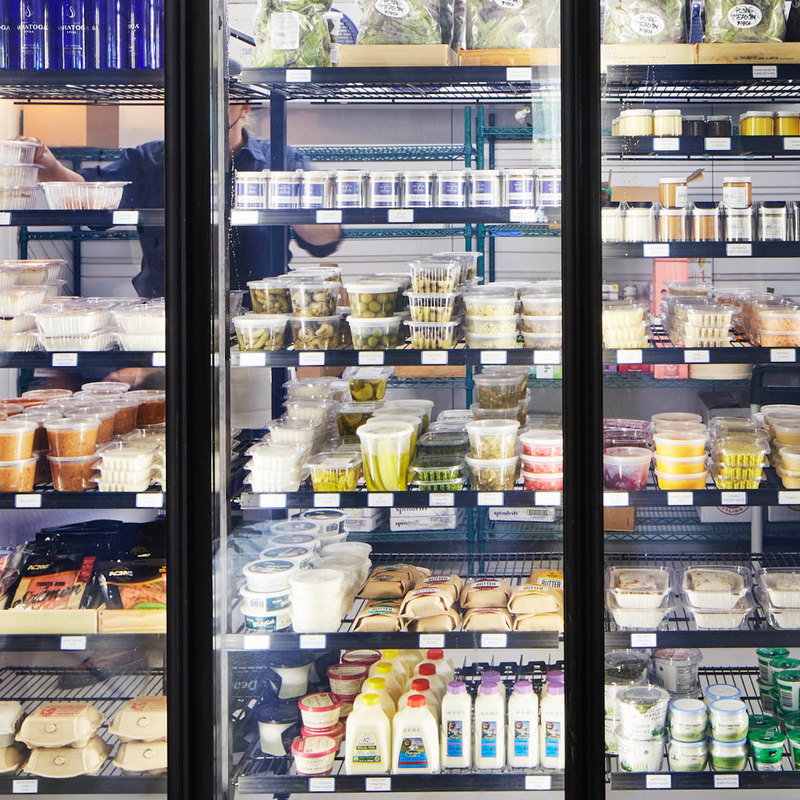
[[31, 306, 110, 336], [286, 279, 340, 318], [291, 734, 338, 776], [466, 453, 519, 490], [462, 292, 517, 318], [48, 454, 101, 492], [474, 374, 524, 409], [522, 470, 563, 490], [606, 592, 674, 630], [684, 595, 754, 630], [284, 398, 337, 424], [756, 306, 800, 331], [417, 430, 469, 456], [606, 566, 672, 609], [408, 258, 461, 294], [521, 330, 562, 350], [520, 453, 563, 474], [336, 402, 381, 437], [42, 181, 129, 210], [381, 398, 433, 430], [367, 413, 422, 450], [0, 140, 38, 164], [520, 292, 562, 316], [0, 329, 36, 351], [653, 422, 706, 436], [0, 456, 36, 491], [655, 470, 707, 490], [466, 314, 519, 335], [347, 315, 402, 350], [655, 454, 707, 475], [414, 474, 468, 491], [602, 301, 647, 328], [117, 332, 166, 352], [603, 446, 652, 490], [284, 376, 336, 400], [2, 259, 65, 285], [0, 163, 41, 188], [244, 466, 305, 493], [289, 315, 341, 350], [471, 399, 527, 427], [266, 418, 323, 446], [407, 319, 460, 349], [401, 290, 458, 325], [409, 454, 466, 483], [757, 568, 800, 609], [45, 416, 100, 457], [758, 329, 800, 347], [0, 313, 33, 334], [345, 279, 401, 318], [0, 186, 37, 210], [0, 286, 48, 315], [465, 419, 519, 459], [713, 438, 768, 467], [653, 432, 707, 458], [518, 429, 563, 457], [771, 419, 800, 445], [710, 463, 765, 490], [756, 588, 800, 630], [343, 366, 392, 402], [113, 305, 165, 335], [465, 330, 518, 349], [520, 315, 561, 334], [682, 566, 751, 610], [306, 451, 362, 492], [96, 442, 157, 472], [357, 420, 414, 492], [248, 278, 292, 314], [39, 327, 115, 352]]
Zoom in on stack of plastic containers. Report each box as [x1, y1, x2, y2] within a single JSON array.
[[614, 684, 669, 772], [464, 418, 520, 491], [244, 442, 309, 493], [602, 300, 650, 349], [520, 282, 562, 350], [0, 418, 38, 492], [406, 257, 463, 350], [761, 403, 800, 488], [472, 371, 528, 427], [346, 277, 404, 351], [661, 280, 712, 337], [519, 427, 563, 491], [682, 565, 754, 631], [651, 412, 709, 490], [604, 418, 651, 449], [708, 416, 769, 490], [0, 140, 41, 211], [670, 300, 734, 348], [604, 651, 650, 756], [93, 441, 159, 492], [604, 566, 674, 631], [462, 287, 518, 349], [113, 301, 166, 351], [747, 297, 800, 347], [755, 567, 800, 631]]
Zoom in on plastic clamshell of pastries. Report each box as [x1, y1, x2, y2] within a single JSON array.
[[108, 696, 167, 743], [16, 702, 105, 749], [113, 740, 167, 774], [23, 737, 108, 778]]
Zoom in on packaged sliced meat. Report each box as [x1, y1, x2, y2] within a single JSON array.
[[8, 553, 96, 611], [112, 740, 167, 774], [108, 696, 167, 742], [0, 743, 26, 774], [0, 702, 23, 748], [97, 560, 166, 610], [16, 702, 105, 749], [24, 736, 108, 778]]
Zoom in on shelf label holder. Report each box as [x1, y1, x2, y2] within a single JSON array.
[[720, 491, 747, 506], [533, 351, 560, 365], [286, 69, 312, 82], [422, 351, 448, 365], [616, 350, 642, 365], [525, 776, 552, 791], [653, 138, 680, 152], [387, 209, 413, 223], [506, 67, 532, 82], [12, 780, 37, 794], [705, 137, 731, 151], [481, 633, 508, 648], [230, 209, 259, 226], [771, 348, 797, 363], [152, 351, 166, 367], [314, 493, 340, 508], [784, 137, 800, 151], [428, 492, 455, 507], [419, 634, 445, 649], [239, 352, 266, 367], [365, 778, 392, 792], [316, 210, 342, 224], [477, 492, 504, 506], [726, 243, 752, 257], [604, 492, 629, 507], [243, 635, 271, 650], [645, 775, 671, 789], [60, 635, 87, 651], [535, 491, 561, 507], [113, 210, 139, 225], [308, 778, 335, 792], [779, 491, 800, 505], [358, 352, 384, 366], [368, 493, 393, 508], [714, 775, 739, 789], [300, 634, 327, 649], [631, 633, 657, 648], [0, 213, 11, 226], [643, 243, 669, 258], [14, 494, 41, 508], [52, 353, 78, 367], [684, 350, 710, 363], [481, 350, 507, 365], [259, 494, 287, 508], [136, 492, 164, 508], [298, 352, 325, 366], [667, 491, 693, 506], [753, 65, 778, 78]]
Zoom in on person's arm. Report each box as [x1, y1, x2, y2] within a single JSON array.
[[21, 137, 84, 183]]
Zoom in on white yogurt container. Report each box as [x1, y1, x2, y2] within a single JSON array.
[[403, 170, 435, 207], [240, 584, 291, 613], [617, 686, 670, 740], [468, 169, 501, 207], [652, 648, 703, 695], [301, 171, 331, 209], [292, 734, 338, 776], [235, 170, 269, 209], [271, 519, 323, 539], [243, 559, 299, 593], [259, 544, 314, 571], [708, 698, 749, 742], [503, 168, 536, 208], [368, 171, 401, 208], [436, 170, 468, 207], [705, 683, 741, 709], [668, 738, 708, 772], [298, 692, 343, 731], [263, 651, 318, 698], [289, 569, 345, 634], [668, 698, 707, 743], [616, 729, 664, 773], [268, 171, 300, 209], [300, 510, 346, 537]]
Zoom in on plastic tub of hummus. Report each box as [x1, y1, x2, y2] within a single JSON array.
[[300, 509, 346, 537]]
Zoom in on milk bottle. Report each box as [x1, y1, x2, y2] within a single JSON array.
[[391, 695, 440, 774], [345, 694, 391, 775], [507, 680, 539, 768], [474, 682, 505, 769], [540, 682, 565, 769], [440, 681, 472, 769]]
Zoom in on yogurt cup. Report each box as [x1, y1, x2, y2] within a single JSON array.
[[775, 670, 800, 711], [617, 685, 669, 740], [668, 698, 707, 743], [709, 698, 749, 742], [301, 721, 345, 746], [243, 559, 299, 593], [652, 648, 702, 694], [258, 545, 314, 571], [668, 738, 707, 772], [705, 683, 741, 709], [342, 649, 382, 668], [759, 680, 775, 713], [749, 729, 785, 771], [255, 699, 300, 756], [784, 710, 800, 734], [298, 692, 343, 731], [749, 714, 780, 734], [240, 584, 291, 613], [757, 648, 790, 683], [242, 605, 292, 632], [616, 729, 664, 773], [788, 728, 800, 769], [768, 658, 800, 685], [327, 664, 367, 697], [291, 734, 338, 776], [709, 737, 748, 772]]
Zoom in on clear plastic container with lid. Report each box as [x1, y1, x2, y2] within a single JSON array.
[[248, 277, 292, 314], [623, 205, 656, 242], [653, 109, 682, 137], [416, 430, 469, 456], [42, 181, 129, 210], [45, 416, 101, 457], [0, 286, 48, 315], [2, 259, 65, 285], [462, 292, 516, 318], [467, 314, 519, 335], [285, 279, 340, 318], [759, 202, 790, 242], [520, 291, 561, 317], [465, 419, 519, 460], [776, 111, 800, 136], [668, 698, 707, 743], [618, 109, 654, 137], [692, 202, 722, 242], [407, 319, 460, 350], [602, 205, 625, 242], [659, 208, 689, 242], [707, 115, 732, 137], [38, 328, 116, 352], [348, 316, 402, 350], [233, 314, 289, 351], [709, 699, 749, 742], [408, 258, 461, 294], [653, 648, 702, 695], [345, 279, 402, 318], [405, 291, 460, 323], [357, 421, 415, 491], [474, 374, 525, 409], [465, 453, 519, 491], [659, 178, 687, 209], [602, 447, 652, 491], [464, 330, 518, 349], [306, 451, 362, 492], [289, 316, 341, 350]]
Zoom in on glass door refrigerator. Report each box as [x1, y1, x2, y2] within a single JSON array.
[[600, 0, 800, 793]]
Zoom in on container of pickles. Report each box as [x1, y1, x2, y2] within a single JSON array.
[[408, 258, 461, 294], [233, 314, 289, 351], [365, 413, 422, 453], [409, 454, 466, 484], [336, 402, 381, 437], [465, 419, 520, 459], [357, 421, 414, 491], [474, 374, 525, 409], [465, 454, 519, 490], [345, 279, 402, 318], [381, 399, 434, 431], [417, 430, 470, 457], [405, 291, 460, 323], [709, 463, 765, 491], [286, 278, 341, 318], [407, 319, 461, 350], [712, 437, 769, 467], [248, 277, 292, 314], [306, 451, 362, 492], [343, 366, 393, 402]]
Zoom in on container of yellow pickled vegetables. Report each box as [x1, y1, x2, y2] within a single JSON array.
[[653, 432, 707, 458], [712, 437, 769, 467], [777, 465, 800, 489], [336, 402, 382, 437], [306, 451, 363, 492], [709, 464, 764, 491], [343, 366, 394, 402], [711, 459, 766, 481], [357, 421, 414, 492]]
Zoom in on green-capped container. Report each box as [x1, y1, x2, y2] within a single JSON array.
[[788, 728, 800, 770], [769, 657, 800, 685], [775, 670, 800, 712], [759, 679, 775, 713], [758, 648, 791, 682], [750, 714, 780, 734], [749, 729, 786, 772]]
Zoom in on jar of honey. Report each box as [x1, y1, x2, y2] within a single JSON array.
[[776, 112, 800, 137], [692, 202, 721, 242], [725, 206, 753, 242], [659, 208, 689, 242], [653, 109, 682, 137], [722, 177, 752, 210], [740, 111, 775, 136], [619, 109, 654, 137], [659, 178, 688, 209]]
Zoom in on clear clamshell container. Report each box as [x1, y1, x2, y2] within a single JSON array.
[[42, 181, 129, 210]]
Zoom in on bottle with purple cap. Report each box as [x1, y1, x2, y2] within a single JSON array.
[[508, 680, 539, 768], [440, 681, 472, 769], [474, 681, 505, 769]]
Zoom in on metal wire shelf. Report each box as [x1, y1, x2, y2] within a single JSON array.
[[301, 145, 472, 162], [0, 70, 165, 105]]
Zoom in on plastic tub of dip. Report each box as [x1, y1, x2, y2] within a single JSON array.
[[603, 446, 652, 490], [668, 738, 707, 772], [519, 429, 563, 457], [299, 692, 343, 731], [652, 649, 702, 695], [291, 735, 338, 776], [259, 544, 314, 571], [45, 416, 100, 457], [652, 432, 707, 458], [750, 730, 786, 772], [48, 454, 101, 492], [654, 454, 707, 475], [0, 419, 36, 460], [668, 698, 707, 743], [0, 457, 36, 492], [300, 509, 346, 537], [243, 559, 299, 593]]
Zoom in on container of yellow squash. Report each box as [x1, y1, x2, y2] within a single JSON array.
[[306, 452, 363, 492], [357, 421, 415, 492]]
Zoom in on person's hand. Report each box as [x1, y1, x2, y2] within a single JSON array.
[[103, 368, 162, 388], [13, 136, 83, 183]]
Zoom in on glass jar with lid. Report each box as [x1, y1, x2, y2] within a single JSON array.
[[723, 177, 752, 209], [602, 205, 626, 243], [692, 202, 722, 242], [623, 204, 656, 242], [654, 109, 682, 137], [740, 111, 775, 136], [682, 116, 706, 137], [707, 116, 732, 137], [659, 178, 687, 209], [612, 117, 620, 136], [758, 202, 790, 242], [659, 208, 689, 242], [619, 109, 654, 137], [725, 206, 754, 242], [776, 111, 800, 136]]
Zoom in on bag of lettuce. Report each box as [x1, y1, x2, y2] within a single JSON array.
[[357, 0, 445, 45], [704, 0, 786, 43], [253, 0, 333, 67], [603, 0, 688, 45], [466, 0, 560, 50]]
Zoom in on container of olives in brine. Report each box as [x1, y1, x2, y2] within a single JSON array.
[[345, 279, 402, 319], [347, 316, 403, 350], [285, 278, 341, 318], [233, 314, 290, 351], [289, 316, 341, 350]]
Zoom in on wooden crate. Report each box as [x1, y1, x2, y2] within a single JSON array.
[[0, 610, 97, 634], [601, 43, 697, 68], [98, 609, 167, 634], [393, 365, 467, 379], [458, 48, 560, 67], [697, 43, 800, 65], [338, 45, 457, 68]]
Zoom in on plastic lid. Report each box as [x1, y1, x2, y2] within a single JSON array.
[[233, 313, 289, 328], [724, 176, 752, 183], [466, 419, 520, 435], [706, 684, 741, 700], [418, 663, 436, 677], [358, 693, 380, 708], [374, 662, 393, 675], [345, 279, 401, 293], [653, 648, 702, 664], [411, 679, 430, 692], [357, 421, 414, 442], [382, 649, 398, 658], [603, 446, 653, 463], [514, 680, 534, 695], [306, 451, 363, 471], [548, 683, 565, 696], [44, 415, 101, 432], [757, 648, 790, 658], [367, 678, 386, 691], [479, 682, 499, 695], [660, 177, 687, 184], [0, 419, 37, 434], [669, 698, 706, 715], [447, 681, 467, 695], [620, 109, 653, 117], [291, 735, 338, 759], [740, 111, 775, 119], [710, 698, 747, 715], [406, 695, 427, 708], [775, 670, 800, 684]]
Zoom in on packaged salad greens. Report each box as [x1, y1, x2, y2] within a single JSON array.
[[252, 0, 333, 67], [603, 0, 688, 44], [356, 0, 445, 45], [704, 0, 785, 43], [466, 0, 560, 49]]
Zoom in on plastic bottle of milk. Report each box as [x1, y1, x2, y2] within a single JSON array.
[[482, 671, 506, 701], [398, 679, 440, 722], [391, 695, 440, 774], [540, 682, 565, 770], [354, 677, 396, 720], [410, 663, 447, 700], [474, 682, 505, 769], [507, 680, 539, 769], [397, 649, 424, 675], [440, 681, 472, 769], [424, 649, 455, 685], [368, 662, 403, 703], [542, 670, 564, 696], [380, 649, 409, 680], [345, 694, 391, 775]]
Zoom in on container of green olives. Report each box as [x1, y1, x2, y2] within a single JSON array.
[[285, 277, 341, 318], [345, 279, 402, 319], [289, 315, 341, 350], [247, 277, 292, 314], [233, 313, 290, 351], [347, 315, 403, 350]]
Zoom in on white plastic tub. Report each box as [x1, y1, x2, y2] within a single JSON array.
[[42, 181, 129, 210], [113, 305, 165, 334], [116, 333, 166, 351], [616, 729, 664, 772], [0, 186, 37, 210], [38, 327, 116, 352], [32, 307, 111, 336], [606, 567, 672, 609], [606, 592, 674, 630]]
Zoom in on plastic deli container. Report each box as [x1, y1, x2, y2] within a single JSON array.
[[519, 429, 563, 457], [407, 319, 460, 350], [522, 470, 563, 490], [684, 596, 754, 629], [345, 280, 401, 319], [0, 287, 48, 316], [39, 328, 116, 352], [654, 454, 707, 475], [289, 316, 341, 351], [653, 649, 702, 695], [465, 314, 519, 335], [521, 331, 562, 350], [606, 567, 672, 610], [606, 593, 673, 630], [42, 181, 130, 210], [520, 453, 563, 474], [0, 163, 41, 188], [0, 420, 36, 460], [2, 259, 66, 285], [464, 330, 518, 349], [357, 421, 414, 492], [405, 292, 460, 323], [466, 454, 519, 491], [653, 432, 707, 458], [0, 457, 36, 492], [32, 306, 111, 336], [306, 451, 362, 492], [286, 280, 340, 318], [465, 419, 519, 459], [248, 278, 292, 315], [347, 316, 402, 350], [45, 416, 100, 457], [113, 305, 165, 335], [603, 447, 652, 491], [462, 293, 517, 318], [408, 259, 461, 294], [681, 566, 751, 611], [0, 187, 37, 211], [48, 454, 101, 492], [416, 430, 469, 456], [0, 140, 38, 164], [117, 333, 166, 352]]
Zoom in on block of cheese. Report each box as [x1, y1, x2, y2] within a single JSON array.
[[24, 737, 108, 778], [113, 740, 167, 774], [17, 702, 104, 749], [108, 696, 167, 743]]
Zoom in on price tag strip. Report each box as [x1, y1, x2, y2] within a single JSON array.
[[60, 635, 87, 651], [365, 778, 391, 792], [419, 634, 445, 649], [645, 774, 671, 789], [300, 634, 327, 649]]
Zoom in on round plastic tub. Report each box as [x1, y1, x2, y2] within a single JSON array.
[[286, 280, 340, 318], [345, 280, 401, 318], [465, 314, 519, 335], [652, 412, 702, 425], [616, 730, 664, 773], [48, 454, 101, 492], [408, 258, 462, 294], [0, 419, 36, 461], [289, 316, 341, 351], [248, 278, 292, 314], [653, 422, 707, 437], [668, 738, 707, 772], [128, 391, 165, 426], [0, 140, 38, 164], [520, 293, 562, 316], [465, 330, 518, 349], [773, 420, 800, 445], [0, 457, 36, 492], [42, 181, 129, 210], [465, 454, 519, 490], [81, 381, 129, 395], [474, 374, 524, 409], [522, 470, 563, 491], [520, 453, 563, 474], [77, 404, 116, 444], [653, 649, 702, 694], [655, 454, 707, 475], [603, 447, 652, 490], [465, 419, 519, 459], [45, 416, 100, 457], [407, 319, 460, 350], [291, 735, 338, 776], [521, 330, 562, 350], [777, 465, 800, 489], [519, 429, 563, 457], [779, 446, 800, 471], [0, 186, 38, 211], [0, 163, 41, 189], [231, 315, 288, 351], [463, 293, 517, 318], [357, 421, 414, 491], [347, 316, 402, 350], [520, 315, 562, 334], [655, 470, 708, 490], [653, 432, 707, 458]]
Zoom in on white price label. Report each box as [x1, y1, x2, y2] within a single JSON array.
[[308, 778, 335, 792], [771, 348, 797, 363], [604, 492, 629, 507], [535, 365, 558, 379], [533, 350, 560, 365], [507, 67, 533, 82], [481, 633, 508, 648], [286, 69, 312, 82], [300, 634, 327, 650], [52, 353, 78, 367], [714, 775, 739, 788], [668, 492, 694, 506], [0, 213, 11, 226], [726, 243, 752, 257], [525, 776, 552, 791], [631, 633, 657, 648], [419, 634, 445, 649], [113, 210, 139, 225], [12, 780, 37, 794], [510, 209, 539, 223], [643, 243, 670, 258], [478, 492, 504, 506], [366, 778, 392, 792], [151, 351, 166, 367], [387, 209, 413, 223], [136, 492, 164, 508], [60, 635, 87, 651], [368, 493, 393, 508], [753, 65, 778, 78], [230, 209, 259, 226], [313, 493, 340, 508], [481, 350, 507, 365], [259, 494, 287, 508], [617, 349, 643, 364], [785, 137, 800, 151], [653, 137, 680, 151], [316, 209, 342, 224], [298, 352, 325, 366], [535, 491, 561, 507], [428, 492, 454, 507], [779, 491, 800, 505], [358, 352, 384, 366], [239, 352, 266, 367], [243, 635, 271, 650], [705, 137, 731, 151], [721, 491, 747, 506], [421, 351, 448, 365], [684, 349, 710, 363], [645, 775, 671, 789], [14, 494, 41, 508]]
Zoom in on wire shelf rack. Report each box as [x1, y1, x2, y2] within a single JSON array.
[[301, 145, 472, 162], [0, 70, 165, 105]]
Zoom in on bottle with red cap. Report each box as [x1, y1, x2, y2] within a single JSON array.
[[416, 649, 454, 685], [406, 663, 446, 700], [397, 678, 441, 723], [391, 694, 440, 774]]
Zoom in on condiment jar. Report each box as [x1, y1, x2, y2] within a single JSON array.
[[334, 170, 366, 208], [300, 171, 332, 209], [706, 115, 732, 137], [692, 202, 721, 242], [776, 111, 800, 137], [682, 116, 706, 137], [602, 205, 625, 243], [367, 171, 400, 209], [468, 169, 502, 207], [659, 178, 687, 209], [653, 109, 681, 137], [503, 168, 536, 208], [619, 109, 654, 137], [725, 206, 753, 242], [403, 170, 435, 207], [740, 111, 775, 136], [659, 207, 688, 242], [623, 205, 656, 242], [268, 171, 300, 210], [758, 202, 790, 242], [723, 177, 752, 209]]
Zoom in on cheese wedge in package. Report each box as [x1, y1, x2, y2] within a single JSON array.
[[113, 740, 168, 774], [460, 579, 513, 609], [358, 564, 430, 600], [0, 743, 26, 774], [24, 736, 108, 778], [400, 575, 461, 619], [405, 608, 462, 632], [461, 607, 513, 632], [352, 599, 404, 632], [508, 569, 564, 616], [108, 696, 167, 743], [16, 702, 105, 749]]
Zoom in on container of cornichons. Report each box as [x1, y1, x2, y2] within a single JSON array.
[[537, 167, 562, 207], [268, 171, 300, 209], [503, 168, 536, 208], [436, 170, 468, 207], [367, 171, 401, 208], [334, 170, 366, 208], [403, 170, 436, 207], [300, 171, 332, 209], [468, 169, 501, 207], [235, 170, 269, 209]]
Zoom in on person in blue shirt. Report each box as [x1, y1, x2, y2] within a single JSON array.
[[26, 104, 343, 298]]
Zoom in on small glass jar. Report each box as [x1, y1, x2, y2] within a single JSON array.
[[707, 115, 732, 137], [740, 111, 775, 136], [659, 178, 687, 209], [654, 109, 682, 137], [602, 205, 625, 243], [334, 170, 366, 208], [619, 109, 654, 137], [668, 738, 708, 773], [692, 202, 722, 242], [776, 112, 800, 137], [758, 202, 790, 242], [709, 699, 749, 743], [659, 207, 688, 242], [723, 176, 752, 209], [682, 116, 706, 137], [668, 698, 707, 743], [725, 206, 753, 242], [624, 205, 656, 242]]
